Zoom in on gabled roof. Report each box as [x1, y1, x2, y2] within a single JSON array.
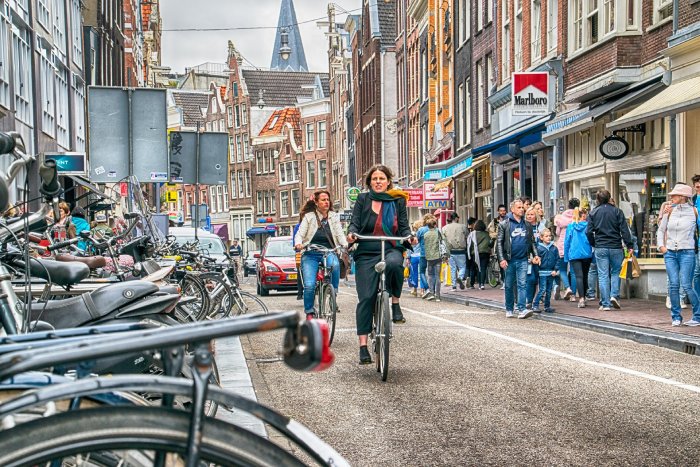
[[258, 107, 301, 144], [241, 70, 330, 108], [377, 0, 396, 47], [270, 0, 309, 72], [170, 90, 210, 126]]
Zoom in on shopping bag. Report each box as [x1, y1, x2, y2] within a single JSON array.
[[404, 266, 410, 279], [619, 257, 628, 280], [630, 254, 641, 279]]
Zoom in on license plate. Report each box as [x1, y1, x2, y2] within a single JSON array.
[[288, 274, 297, 280]]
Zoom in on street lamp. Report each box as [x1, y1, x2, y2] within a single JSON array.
[[256, 89, 266, 109], [279, 28, 292, 61]]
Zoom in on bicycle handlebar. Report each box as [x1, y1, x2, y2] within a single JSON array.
[[304, 244, 341, 253], [47, 237, 80, 252], [350, 234, 413, 242]]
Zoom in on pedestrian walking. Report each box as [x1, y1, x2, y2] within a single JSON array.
[[497, 199, 540, 319], [656, 183, 700, 327], [565, 208, 593, 308], [416, 214, 435, 298], [421, 216, 445, 301], [347, 165, 414, 365], [442, 212, 468, 290], [469, 220, 491, 290], [408, 220, 427, 296], [691, 174, 700, 298], [586, 189, 634, 311], [466, 217, 478, 287], [525, 207, 540, 308], [554, 198, 580, 301], [532, 228, 560, 313], [489, 204, 508, 288]]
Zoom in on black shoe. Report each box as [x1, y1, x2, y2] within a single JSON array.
[[359, 346, 372, 364], [392, 304, 406, 323], [296, 294, 303, 300], [457, 278, 465, 290]]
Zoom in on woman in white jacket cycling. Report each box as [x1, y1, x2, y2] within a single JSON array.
[[294, 190, 348, 319]]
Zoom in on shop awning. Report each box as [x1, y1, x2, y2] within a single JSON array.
[[431, 178, 453, 191], [607, 75, 700, 131], [66, 175, 109, 199], [246, 226, 276, 237], [472, 114, 552, 158], [212, 223, 229, 242], [544, 81, 665, 141]]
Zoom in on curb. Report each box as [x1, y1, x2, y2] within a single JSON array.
[[345, 279, 700, 357]]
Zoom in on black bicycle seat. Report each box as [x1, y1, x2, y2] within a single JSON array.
[[27, 258, 90, 287]]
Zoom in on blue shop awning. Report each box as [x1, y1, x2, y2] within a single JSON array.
[[472, 114, 552, 158], [246, 226, 277, 237]]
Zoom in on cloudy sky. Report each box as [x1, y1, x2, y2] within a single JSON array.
[[160, 0, 361, 73]]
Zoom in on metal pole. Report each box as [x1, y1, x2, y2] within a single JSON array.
[[670, 0, 679, 186], [195, 122, 200, 241], [127, 89, 134, 212]]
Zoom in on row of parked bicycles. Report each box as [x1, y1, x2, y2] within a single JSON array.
[[0, 132, 347, 466]]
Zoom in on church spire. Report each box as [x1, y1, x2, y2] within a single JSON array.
[[270, 0, 308, 72]]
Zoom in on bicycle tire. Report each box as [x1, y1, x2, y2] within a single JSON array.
[[319, 284, 337, 346], [0, 406, 306, 467], [231, 290, 269, 316], [176, 274, 210, 322], [376, 291, 391, 381], [488, 258, 501, 288], [199, 272, 235, 320]]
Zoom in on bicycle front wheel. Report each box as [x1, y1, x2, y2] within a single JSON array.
[[488, 259, 501, 288], [318, 284, 337, 346], [375, 291, 391, 381], [0, 406, 305, 467], [231, 289, 269, 316], [199, 272, 235, 320]]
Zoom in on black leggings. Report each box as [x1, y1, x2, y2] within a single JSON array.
[[354, 249, 404, 335], [478, 253, 490, 286], [570, 259, 592, 299]]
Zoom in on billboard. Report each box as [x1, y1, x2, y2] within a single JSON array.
[[511, 72, 549, 116], [406, 188, 424, 208]]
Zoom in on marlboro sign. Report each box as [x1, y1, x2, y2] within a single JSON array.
[[512, 72, 549, 116]]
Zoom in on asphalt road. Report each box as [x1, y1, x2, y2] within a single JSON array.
[[241, 282, 700, 466]]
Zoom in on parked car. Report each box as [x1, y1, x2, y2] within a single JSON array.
[[169, 227, 228, 264], [243, 250, 259, 277], [256, 236, 297, 296]]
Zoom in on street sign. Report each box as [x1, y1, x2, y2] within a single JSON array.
[[166, 191, 178, 203], [169, 131, 228, 185], [347, 187, 360, 202]]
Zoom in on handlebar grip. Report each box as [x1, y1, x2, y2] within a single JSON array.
[[0, 132, 16, 154], [47, 237, 80, 251], [39, 159, 61, 197]]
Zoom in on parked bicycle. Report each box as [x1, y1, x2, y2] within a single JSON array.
[[488, 253, 502, 288]]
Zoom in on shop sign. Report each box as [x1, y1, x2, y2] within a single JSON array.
[[406, 189, 424, 208], [425, 200, 449, 209], [424, 156, 473, 181], [45, 152, 87, 176], [512, 72, 549, 116], [599, 135, 629, 160], [346, 187, 360, 202], [424, 182, 450, 203], [166, 191, 178, 203]]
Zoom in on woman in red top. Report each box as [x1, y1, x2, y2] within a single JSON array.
[[347, 165, 413, 365]]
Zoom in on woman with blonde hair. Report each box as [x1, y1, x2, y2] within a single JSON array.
[[564, 207, 593, 308], [408, 219, 427, 296]]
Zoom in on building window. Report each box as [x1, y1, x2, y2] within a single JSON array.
[[280, 161, 300, 184], [546, 0, 558, 55], [229, 136, 235, 162], [237, 171, 244, 198], [280, 191, 289, 217], [242, 103, 247, 124], [0, 16, 10, 109], [268, 149, 275, 173], [572, 0, 584, 50], [56, 65, 70, 148], [256, 191, 263, 214], [206, 121, 213, 132], [231, 171, 237, 199], [72, 77, 85, 151], [227, 106, 233, 127], [234, 105, 241, 127], [458, 0, 469, 44], [40, 52, 56, 137], [477, 0, 483, 31], [531, 0, 542, 62], [476, 62, 484, 129], [222, 185, 229, 211], [458, 83, 465, 147], [486, 54, 493, 125], [319, 160, 327, 187], [421, 48, 428, 101], [653, 0, 672, 23], [244, 169, 251, 197], [233, 82, 238, 97], [603, 0, 615, 34], [210, 186, 218, 213], [306, 123, 315, 150], [242, 134, 249, 160], [569, 0, 619, 53], [52, 0, 67, 58], [501, 0, 511, 80], [291, 189, 300, 215], [587, 0, 600, 45], [256, 151, 263, 174], [514, 0, 523, 71], [306, 161, 315, 188], [38, 0, 50, 30], [464, 79, 472, 146], [318, 121, 326, 149], [70, 0, 82, 67], [270, 189, 276, 213], [487, 0, 493, 22], [236, 135, 242, 162]]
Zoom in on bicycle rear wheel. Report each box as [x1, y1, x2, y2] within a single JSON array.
[[200, 272, 235, 320], [0, 406, 305, 467], [488, 258, 501, 288], [375, 291, 391, 381], [175, 274, 210, 322], [231, 289, 269, 316], [318, 284, 337, 346]]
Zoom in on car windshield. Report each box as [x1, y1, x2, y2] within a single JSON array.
[[174, 236, 226, 255], [264, 241, 294, 257]]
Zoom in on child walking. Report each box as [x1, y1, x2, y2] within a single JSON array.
[[532, 228, 560, 313]]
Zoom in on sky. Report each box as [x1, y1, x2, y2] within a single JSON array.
[[160, 0, 361, 74]]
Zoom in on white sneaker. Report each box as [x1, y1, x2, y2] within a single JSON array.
[[684, 319, 700, 326], [672, 320, 682, 326], [563, 288, 573, 299], [666, 296, 671, 309], [500, 284, 506, 290], [598, 306, 611, 311], [518, 310, 533, 319], [505, 311, 514, 318], [610, 297, 621, 309]]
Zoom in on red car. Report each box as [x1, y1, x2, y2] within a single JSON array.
[[256, 236, 298, 296]]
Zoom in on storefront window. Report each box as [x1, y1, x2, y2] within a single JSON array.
[[618, 165, 668, 259]]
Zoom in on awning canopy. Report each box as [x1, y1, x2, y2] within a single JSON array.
[[212, 223, 229, 242], [431, 178, 453, 191], [607, 75, 700, 131], [246, 226, 277, 237], [472, 114, 552, 158], [544, 81, 665, 141], [66, 175, 109, 199]]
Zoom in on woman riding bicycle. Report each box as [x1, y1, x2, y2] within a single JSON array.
[[347, 165, 414, 365], [294, 190, 347, 319]]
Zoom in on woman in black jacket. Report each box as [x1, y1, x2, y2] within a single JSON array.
[[348, 165, 413, 365]]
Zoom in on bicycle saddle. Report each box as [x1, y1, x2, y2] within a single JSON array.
[[56, 254, 107, 270], [27, 258, 90, 287]]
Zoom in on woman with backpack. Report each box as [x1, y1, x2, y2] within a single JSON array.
[[657, 183, 700, 327]]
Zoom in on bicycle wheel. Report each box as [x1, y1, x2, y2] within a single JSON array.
[[0, 406, 306, 467], [231, 289, 269, 316], [200, 272, 235, 320], [488, 258, 501, 288], [176, 274, 210, 322], [375, 291, 391, 381], [318, 284, 337, 346]]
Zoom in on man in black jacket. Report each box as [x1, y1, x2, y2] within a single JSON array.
[[497, 199, 540, 319], [586, 189, 634, 311]]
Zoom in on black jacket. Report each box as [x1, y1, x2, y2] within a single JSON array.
[[586, 203, 633, 249], [496, 214, 539, 262], [348, 192, 412, 254]]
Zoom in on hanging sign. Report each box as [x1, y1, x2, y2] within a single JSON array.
[[599, 135, 629, 160], [347, 187, 361, 202], [512, 72, 549, 116]]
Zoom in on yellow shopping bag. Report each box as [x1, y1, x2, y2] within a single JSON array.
[[619, 257, 628, 280]]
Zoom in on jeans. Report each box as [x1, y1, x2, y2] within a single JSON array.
[[427, 259, 442, 296], [694, 252, 700, 299], [667, 276, 688, 302], [409, 255, 420, 288], [664, 249, 700, 322], [505, 259, 528, 312], [558, 258, 577, 295], [419, 257, 429, 290], [449, 253, 467, 286], [301, 251, 339, 313], [587, 262, 598, 298], [526, 264, 539, 305], [533, 275, 554, 309], [595, 248, 624, 308]]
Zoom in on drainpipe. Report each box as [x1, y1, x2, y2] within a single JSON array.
[[669, 0, 679, 185], [403, 5, 410, 185], [380, 51, 386, 166]]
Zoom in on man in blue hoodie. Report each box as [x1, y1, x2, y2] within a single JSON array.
[[497, 199, 540, 319], [70, 206, 91, 251]]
